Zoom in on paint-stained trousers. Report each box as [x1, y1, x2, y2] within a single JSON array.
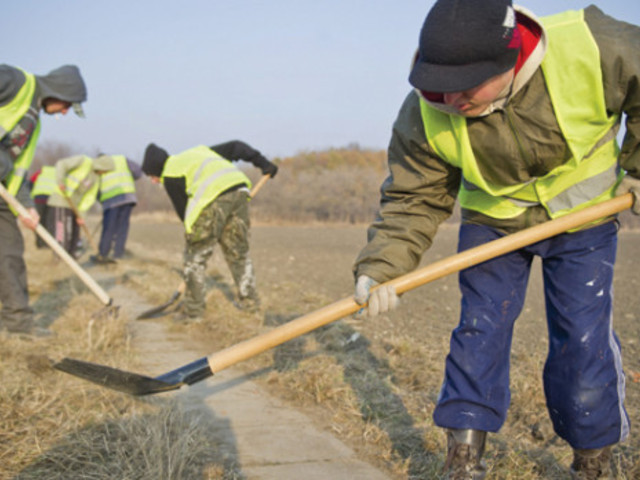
[[433, 221, 629, 449], [183, 189, 258, 316], [0, 201, 34, 331]]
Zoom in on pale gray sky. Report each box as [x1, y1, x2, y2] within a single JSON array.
[[4, 1, 640, 161]]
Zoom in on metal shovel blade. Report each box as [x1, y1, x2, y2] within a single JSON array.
[[136, 292, 181, 319], [136, 282, 186, 320], [53, 358, 182, 396]]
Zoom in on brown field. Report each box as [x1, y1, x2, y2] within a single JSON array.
[[2, 214, 639, 479]]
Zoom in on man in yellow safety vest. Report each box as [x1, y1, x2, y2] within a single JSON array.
[[0, 64, 86, 336], [352, 1, 639, 478], [142, 141, 277, 323]]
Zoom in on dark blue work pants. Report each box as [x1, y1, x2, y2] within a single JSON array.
[[433, 221, 629, 449], [99, 203, 134, 258]]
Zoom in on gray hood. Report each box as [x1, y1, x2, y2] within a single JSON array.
[[0, 65, 27, 107], [35, 65, 87, 117]]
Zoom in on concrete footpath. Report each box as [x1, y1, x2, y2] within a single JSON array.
[[126, 299, 392, 480]]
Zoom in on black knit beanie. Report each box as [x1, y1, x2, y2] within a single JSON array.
[[409, 0, 521, 93], [142, 143, 169, 177]]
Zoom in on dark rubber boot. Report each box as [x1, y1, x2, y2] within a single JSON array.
[[443, 429, 487, 480], [570, 446, 613, 479]]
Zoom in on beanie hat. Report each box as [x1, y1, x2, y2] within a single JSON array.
[[92, 155, 115, 172], [142, 143, 169, 177], [409, 0, 521, 93]]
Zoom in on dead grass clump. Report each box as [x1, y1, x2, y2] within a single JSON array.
[[14, 400, 229, 480], [0, 329, 136, 477], [268, 353, 356, 406], [3, 235, 240, 480]]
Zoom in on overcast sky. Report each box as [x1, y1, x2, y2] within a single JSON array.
[[4, 1, 640, 162]]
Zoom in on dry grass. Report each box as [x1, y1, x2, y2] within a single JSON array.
[[6, 222, 639, 480], [0, 238, 241, 480]]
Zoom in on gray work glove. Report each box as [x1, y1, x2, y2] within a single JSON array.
[[615, 175, 640, 215], [354, 275, 399, 318]]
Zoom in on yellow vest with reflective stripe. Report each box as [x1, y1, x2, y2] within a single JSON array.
[[0, 69, 41, 195], [162, 145, 252, 233], [59, 156, 99, 212], [419, 9, 621, 221], [99, 155, 135, 202], [31, 165, 57, 197]]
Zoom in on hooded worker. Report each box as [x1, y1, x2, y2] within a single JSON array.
[[142, 140, 277, 323], [0, 64, 86, 336]]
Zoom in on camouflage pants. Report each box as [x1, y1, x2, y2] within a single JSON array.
[[183, 189, 258, 316]]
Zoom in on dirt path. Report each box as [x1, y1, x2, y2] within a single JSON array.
[[107, 276, 392, 479]]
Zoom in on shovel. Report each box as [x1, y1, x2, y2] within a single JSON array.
[[0, 183, 116, 312], [52, 194, 633, 395], [136, 174, 272, 320]]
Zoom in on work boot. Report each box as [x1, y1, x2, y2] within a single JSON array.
[[442, 429, 488, 480], [172, 309, 203, 325], [236, 295, 261, 313], [570, 446, 613, 479], [90, 254, 117, 265]]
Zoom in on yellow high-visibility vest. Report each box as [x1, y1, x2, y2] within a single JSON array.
[[58, 156, 100, 212], [99, 155, 135, 202], [162, 145, 252, 233], [419, 9, 621, 221], [0, 68, 41, 196], [31, 165, 57, 197]]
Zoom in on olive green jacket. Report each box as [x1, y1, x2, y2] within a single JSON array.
[[354, 5, 640, 283]]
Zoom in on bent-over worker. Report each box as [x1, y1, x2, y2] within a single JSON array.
[[142, 140, 277, 323], [0, 64, 86, 336], [352, 1, 638, 478]]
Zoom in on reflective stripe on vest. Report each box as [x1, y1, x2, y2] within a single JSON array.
[[60, 156, 99, 212], [99, 155, 135, 202], [0, 69, 41, 196], [161, 145, 252, 233], [419, 9, 621, 221], [31, 165, 57, 197]]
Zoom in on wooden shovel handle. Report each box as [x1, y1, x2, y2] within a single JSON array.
[[0, 183, 112, 306], [205, 194, 633, 374], [249, 174, 270, 198]]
